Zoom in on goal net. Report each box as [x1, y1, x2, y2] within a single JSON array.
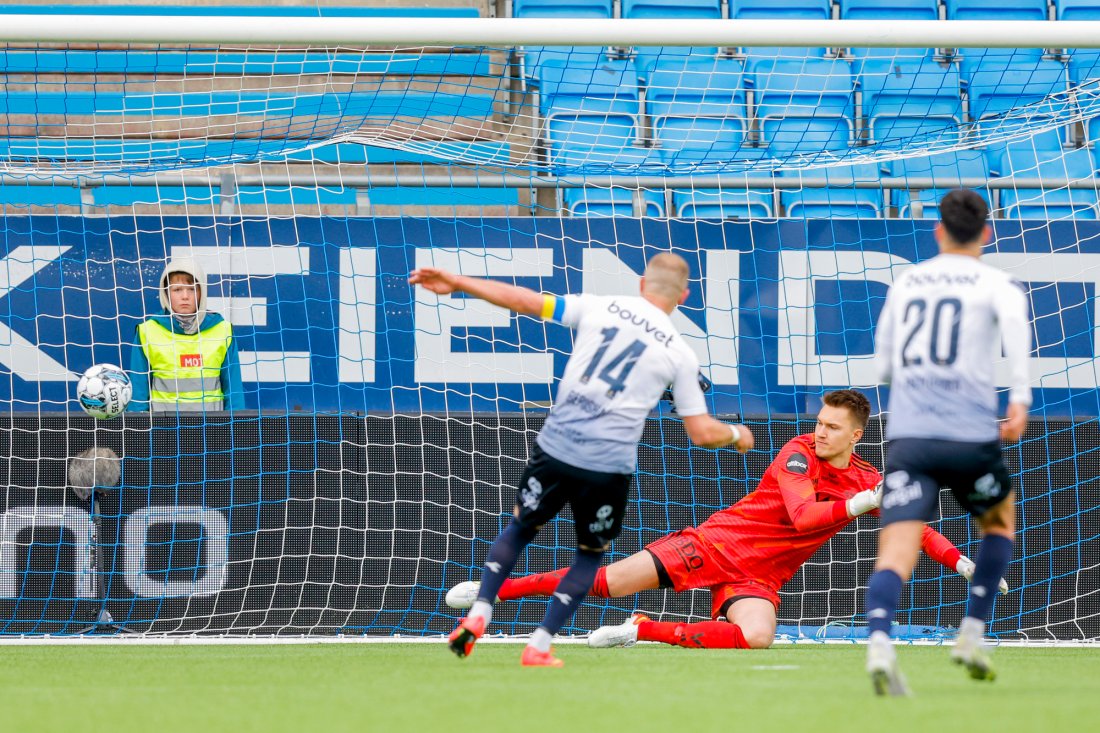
[[0, 12, 1096, 640]]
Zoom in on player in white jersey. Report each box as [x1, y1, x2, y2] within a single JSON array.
[[864, 189, 1032, 696], [409, 253, 754, 667]]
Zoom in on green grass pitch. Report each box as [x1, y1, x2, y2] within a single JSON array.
[[0, 643, 1095, 733]]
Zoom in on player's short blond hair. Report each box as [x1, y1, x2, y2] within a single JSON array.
[[642, 253, 690, 302]]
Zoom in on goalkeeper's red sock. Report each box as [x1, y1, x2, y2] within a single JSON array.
[[497, 567, 611, 600], [498, 570, 566, 600], [637, 620, 750, 649]]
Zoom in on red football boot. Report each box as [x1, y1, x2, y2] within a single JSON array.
[[448, 616, 487, 659], [520, 645, 564, 668]]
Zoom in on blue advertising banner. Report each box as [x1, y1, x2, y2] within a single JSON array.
[[1, 216, 1097, 417]]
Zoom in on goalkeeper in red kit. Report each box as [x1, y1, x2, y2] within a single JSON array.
[[446, 389, 1006, 650]]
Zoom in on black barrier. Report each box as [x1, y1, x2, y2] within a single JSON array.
[[0, 413, 1095, 638]]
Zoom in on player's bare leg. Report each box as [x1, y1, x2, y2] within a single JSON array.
[[865, 520, 924, 696], [725, 597, 778, 649], [952, 492, 1016, 681]]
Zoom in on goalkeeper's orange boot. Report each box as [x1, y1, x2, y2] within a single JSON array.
[[520, 645, 564, 668], [448, 616, 486, 659]]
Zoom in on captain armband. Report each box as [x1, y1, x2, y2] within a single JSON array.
[[540, 294, 566, 322]]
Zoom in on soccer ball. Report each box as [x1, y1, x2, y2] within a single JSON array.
[[77, 364, 132, 419]]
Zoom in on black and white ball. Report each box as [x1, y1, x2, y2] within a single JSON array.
[[77, 364, 132, 419]]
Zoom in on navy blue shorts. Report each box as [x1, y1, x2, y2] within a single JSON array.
[[514, 445, 632, 549], [880, 438, 1013, 525]]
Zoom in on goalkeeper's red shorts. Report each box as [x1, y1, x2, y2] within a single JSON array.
[[645, 528, 781, 619]]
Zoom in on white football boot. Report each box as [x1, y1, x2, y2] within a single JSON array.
[[867, 631, 911, 697], [588, 613, 650, 648], [445, 581, 499, 609], [951, 617, 997, 681]]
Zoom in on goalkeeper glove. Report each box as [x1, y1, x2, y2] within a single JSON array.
[[955, 556, 1010, 595], [846, 482, 883, 517]]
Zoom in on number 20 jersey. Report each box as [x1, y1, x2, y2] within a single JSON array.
[[537, 294, 708, 475], [875, 253, 1032, 442]]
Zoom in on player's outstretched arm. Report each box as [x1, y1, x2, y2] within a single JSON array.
[[409, 267, 544, 317], [681, 415, 753, 453]]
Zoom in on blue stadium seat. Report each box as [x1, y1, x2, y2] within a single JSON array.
[[563, 187, 666, 216], [729, 0, 830, 19], [890, 150, 991, 217], [839, 0, 940, 58], [538, 59, 648, 169], [646, 58, 749, 165], [860, 59, 963, 144], [991, 145, 1098, 219], [513, 0, 613, 17], [753, 59, 856, 156], [1058, 0, 1100, 18], [945, 0, 1048, 19], [729, 0, 830, 64], [1058, 2, 1100, 81], [838, 0, 939, 19], [623, 0, 723, 75], [779, 163, 886, 218], [512, 0, 615, 76], [1069, 53, 1100, 84], [670, 150, 775, 216], [673, 185, 774, 218], [622, 0, 721, 18], [965, 60, 1069, 122], [946, 0, 1049, 66]]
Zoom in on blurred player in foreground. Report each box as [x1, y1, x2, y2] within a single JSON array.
[[865, 189, 1031, 695], [447, 389, 1006, 651], [410, 253, 753, 667]]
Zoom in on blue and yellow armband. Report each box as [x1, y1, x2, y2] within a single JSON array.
[[540, 294, 566, 322]]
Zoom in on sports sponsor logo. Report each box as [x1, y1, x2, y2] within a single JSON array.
[[520, 476, 544, 510], [606, 301, 674, 346], [971, 472, 1001, 501], [179, 353, 203, 368], [0, 505, 227, 599], [588, 504, 615, 535], [785, 453, 810, 474], [882, 471, 924, 509], [671, 535, 705, 573]]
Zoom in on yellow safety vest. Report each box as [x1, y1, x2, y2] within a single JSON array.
[[137, 319, 232, 411]]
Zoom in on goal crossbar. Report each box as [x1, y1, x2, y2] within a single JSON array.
[[4, 17, 1100, 48]]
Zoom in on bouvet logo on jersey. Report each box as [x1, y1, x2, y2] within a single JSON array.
[[588, 504, 615, 534], [0, 505, 228, 599], [606, 301, 674, 346], [785, 453, 810, 474]]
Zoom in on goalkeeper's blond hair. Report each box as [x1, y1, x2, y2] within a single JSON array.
[[642, 253, 690, 303]]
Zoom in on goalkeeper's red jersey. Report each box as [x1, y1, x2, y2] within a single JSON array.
[[696, 434, 958, 591]]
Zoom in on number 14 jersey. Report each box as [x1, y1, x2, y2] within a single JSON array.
[[875, 253, 1032, 442], [538, 294, 708, 474]]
